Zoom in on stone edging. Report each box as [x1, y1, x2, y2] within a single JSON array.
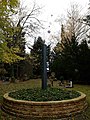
[[1, 91, 88, 119]]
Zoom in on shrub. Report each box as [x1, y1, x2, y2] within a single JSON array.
[[9, 88, 80, 101]]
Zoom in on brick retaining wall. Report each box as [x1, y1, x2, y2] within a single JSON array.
[[1, 92, 87, 119]]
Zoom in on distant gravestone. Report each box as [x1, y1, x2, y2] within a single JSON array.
[[69, 81, 73, 88]]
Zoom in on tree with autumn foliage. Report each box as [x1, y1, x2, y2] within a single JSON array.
[[0, 0, 24, 64], [0, 0, 42, 81]]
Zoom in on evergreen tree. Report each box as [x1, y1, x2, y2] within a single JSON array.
[[52, 34, 79, 81], [31, 37, 44, 77], [77, 40, 90, 84]]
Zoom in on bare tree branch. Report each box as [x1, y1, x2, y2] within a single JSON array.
[[11, 1, 43, 39]]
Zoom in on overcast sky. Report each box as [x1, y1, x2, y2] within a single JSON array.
[[21, 0, 89, 51], [22, 0, 89, 20]]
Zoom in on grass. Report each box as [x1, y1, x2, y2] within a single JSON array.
[[71, 84, 90, 119], [0, 79, 41, 103], [0, 79, 90, 119]]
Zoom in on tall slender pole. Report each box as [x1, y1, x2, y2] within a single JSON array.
[[42, 43, 47, 89]]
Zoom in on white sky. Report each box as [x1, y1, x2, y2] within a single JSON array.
[[21, 0, 89, 51], [22, 0, 89, 21]]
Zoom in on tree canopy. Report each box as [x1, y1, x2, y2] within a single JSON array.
[[0, 0, 24, 63]]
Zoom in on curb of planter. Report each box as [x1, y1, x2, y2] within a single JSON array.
[[1, 91, 88, 119]]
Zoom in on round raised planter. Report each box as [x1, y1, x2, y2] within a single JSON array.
[[1, 91, 87, 119]]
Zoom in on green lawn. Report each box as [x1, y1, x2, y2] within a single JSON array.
[[0, 79, 90, 119], [0, 79, 41, 102], [70, 84, 90, 119]]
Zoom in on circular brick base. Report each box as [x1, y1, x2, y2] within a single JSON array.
[[1, 91, 87, 119]]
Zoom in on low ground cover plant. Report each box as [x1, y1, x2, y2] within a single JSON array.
[[9, 88, 80, 101]]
